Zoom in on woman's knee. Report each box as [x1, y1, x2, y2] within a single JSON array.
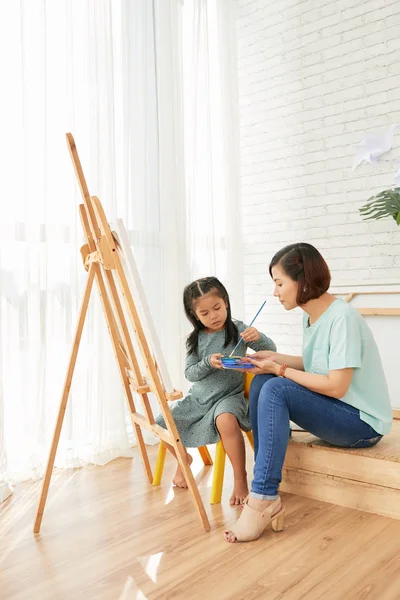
[[250, 374, 275, 403], [258, 376, 288, 406]]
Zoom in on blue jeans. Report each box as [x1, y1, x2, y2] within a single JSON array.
[[249, 374, 383, 500]]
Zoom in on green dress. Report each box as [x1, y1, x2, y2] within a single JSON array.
[[155, 320, 276, 447]]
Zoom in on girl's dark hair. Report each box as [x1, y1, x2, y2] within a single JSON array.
[[183, 276, 238, 355], [269, 243, 331, 305]]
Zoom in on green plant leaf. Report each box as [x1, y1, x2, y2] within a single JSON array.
[[359, 188, 400, 225]]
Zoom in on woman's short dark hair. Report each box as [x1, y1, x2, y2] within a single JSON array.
[[269, 243, 331, 305]]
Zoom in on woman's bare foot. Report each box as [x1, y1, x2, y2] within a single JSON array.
[[172, 453, 193, 488], [230, 476, 249, 506]]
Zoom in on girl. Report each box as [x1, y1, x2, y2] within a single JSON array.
[[155, 276, 276, 505]]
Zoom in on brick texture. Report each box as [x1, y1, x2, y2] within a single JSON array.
[[236, 0, 400, 354]]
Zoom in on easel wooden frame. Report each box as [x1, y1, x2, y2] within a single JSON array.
[[33, 133, 210, 533]]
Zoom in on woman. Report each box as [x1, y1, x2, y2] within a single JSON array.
[[224, 243, 392, 543]]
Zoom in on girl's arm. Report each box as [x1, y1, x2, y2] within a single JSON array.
[[236, 321, 277, 353], [184, 352, 215, 382], [247, 332, 276, 353]]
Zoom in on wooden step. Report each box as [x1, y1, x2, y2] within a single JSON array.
[[281, 419, 400, 520]]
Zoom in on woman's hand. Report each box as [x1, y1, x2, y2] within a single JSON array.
[[247, 350, 279, 362], [246, 357, 281, 375], [209, 353, 223, 369], [235, 350, 281, 375], [240, 327, 260, 343], [250, 351, 305, 371]]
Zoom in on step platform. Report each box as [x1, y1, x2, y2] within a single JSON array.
[[281, 416, 400, 520]]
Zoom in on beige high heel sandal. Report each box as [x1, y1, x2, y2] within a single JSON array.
[[225, 497, 284, 542]]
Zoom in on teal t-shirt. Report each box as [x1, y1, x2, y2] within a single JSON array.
[[302, 298, 392, 435]]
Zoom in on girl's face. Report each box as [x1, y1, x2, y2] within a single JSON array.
[[193, 291, 228, 332], [271, 264, 299, 310]]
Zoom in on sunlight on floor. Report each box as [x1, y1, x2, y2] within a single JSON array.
[[164, 486, 175, 505], [118, 551, 164, 599], [190, 451, 207, 476], [118, 576, 148, 600], [0, 470, 80, 566], [137, 551, 164, 584]]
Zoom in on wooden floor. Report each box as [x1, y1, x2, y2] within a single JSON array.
[[1, 445, 400, 600]]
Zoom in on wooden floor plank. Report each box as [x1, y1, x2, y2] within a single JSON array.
[[1, 446, 400, 599]]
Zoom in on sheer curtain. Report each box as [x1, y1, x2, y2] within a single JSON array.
[[182, 0, 244, 312], [0, 0, 243, 502]]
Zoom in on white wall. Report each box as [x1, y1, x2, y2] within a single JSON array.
[[236, 0, 400, 406]]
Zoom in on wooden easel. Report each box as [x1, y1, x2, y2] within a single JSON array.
[[33, 133, 210, 533]]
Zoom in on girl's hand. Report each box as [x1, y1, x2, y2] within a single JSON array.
[[210, 353, 223, 369], [245, 357, 280, 375], [240, 327, 260, 343]]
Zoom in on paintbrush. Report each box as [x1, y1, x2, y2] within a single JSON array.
[[229, 300, 266, 357]]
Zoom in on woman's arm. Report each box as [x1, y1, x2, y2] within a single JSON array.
[[248, 357, 353, 398], [281, 366, 353, 398]]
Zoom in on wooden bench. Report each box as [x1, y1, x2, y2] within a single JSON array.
[[281, 411, 400, 520]]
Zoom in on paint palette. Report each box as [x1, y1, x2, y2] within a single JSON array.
[[221, 356, 254, 370]]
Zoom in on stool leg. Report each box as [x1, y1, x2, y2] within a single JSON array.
[[152, 442, 167, 486], [210, 440, 226, 504], [245, 430, 254, 451], [198, 446, 213, 466]]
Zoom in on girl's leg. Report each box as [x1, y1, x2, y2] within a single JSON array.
[[215, 413, 248, 505], [163, 442, 193, 489]]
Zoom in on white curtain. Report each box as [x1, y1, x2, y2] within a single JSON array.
[[0, 0, 243, 502]]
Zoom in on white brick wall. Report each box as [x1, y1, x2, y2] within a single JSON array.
[[236, 0, 400, 361]]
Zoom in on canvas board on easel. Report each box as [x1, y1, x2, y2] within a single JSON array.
[[111, 219, 174, 393]]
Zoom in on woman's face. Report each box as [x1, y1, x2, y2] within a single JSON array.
[[271, 264, 299, 310]]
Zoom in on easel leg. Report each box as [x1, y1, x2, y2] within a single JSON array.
[[102, 268, 155, 482], [172, 441, 211, 531], [34, 266, 96, 533], [93, 264, 153, 483]]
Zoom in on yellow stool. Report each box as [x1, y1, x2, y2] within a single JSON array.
[[153, 372, 255, 505]]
